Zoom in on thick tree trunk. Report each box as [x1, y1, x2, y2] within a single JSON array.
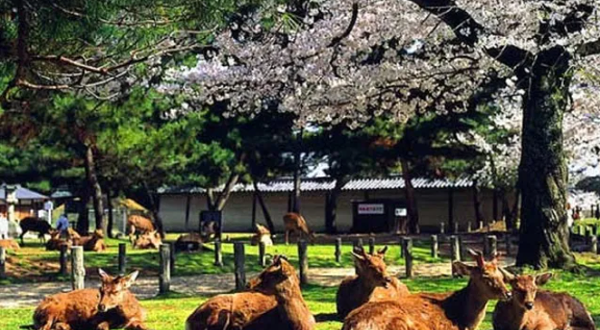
[[401, 159, 419, 233], [516, 47, 575, 269], [253, 181, 275, 233], [325, 177, 348, 234], [493, 189, 499, 221], [184, 194, 191, 231], [472, 179, 485, 225], [292, 129, 303, 213], [106, 189, 114, 238], [84, 146, 105, 234]]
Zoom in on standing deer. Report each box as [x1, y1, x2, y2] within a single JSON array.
[[493, 273, 595, 330], [186, 255, 315, 330], [31, 269, 148, 330], [336, 246, 409, 319], [73, 229, 107, 252], [343, 249, 512, 330], [283, 212, 314, 245], [19, 217, 52, 245], [127, 215, 155, 241]]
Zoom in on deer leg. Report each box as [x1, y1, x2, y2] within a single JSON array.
[[123, 319, 149, 330], [54, 322, 73, 330], [96, 321, 110, 330]]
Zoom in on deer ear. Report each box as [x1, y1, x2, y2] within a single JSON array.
[[98, 268, 112, 281], [453, 261, 474, 277], [351, 251, 366, 261], [123, 271, 139, 288], [377, 246, 388, 257], [468, 249, 485, 268], [535, 273, 552, 286]]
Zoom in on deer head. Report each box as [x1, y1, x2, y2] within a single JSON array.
[[507, 273, 552, 310], [247, 255, 298, 295], [134, 230, 161, 249], [92, 229, 104, 239], [97, 269, 139, 312], [352, 246, 393, 288], [453, 249, 512, 301]]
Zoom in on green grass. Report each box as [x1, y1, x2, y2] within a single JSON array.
[[2, 267, 600, 330], [1, 236, 446, 284]]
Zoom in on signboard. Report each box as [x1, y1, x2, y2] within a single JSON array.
[[395, 208, 407, 217], [357, 203, 385, 215]]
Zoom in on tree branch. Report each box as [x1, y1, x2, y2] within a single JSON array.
[[328, 2, 359, 47], [577, 39, 600, 57]]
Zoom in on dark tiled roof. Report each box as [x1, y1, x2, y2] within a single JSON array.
[[158, 176, 473, 194], [0, 185, 48, 201]]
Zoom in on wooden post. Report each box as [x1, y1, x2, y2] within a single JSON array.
[[169, 242, 176, 275], [335, 237, 342, 263], [60, 244, 69, 276], [259, 241, 267, 267], [368, 237, 375, 255], [0, 247, 5, 279], [159, 244, 170, 294], [234, 242, 246, 291], [118, 243, 126, 275], [485, 235, 497, 259], [298, 240, 308, 285], [71, 246, 85, 290], [430, 235, 438, 258], [402, 237, 413, 278], [467, 222, 472, 233], [214, 239, 223, 267], [451, 235, 461, 262], [591, 235, 598, 254], [479, 221, 484, 231], [440, 222, 445, 234], [505, 234, 512, 256], [453, 222, 459, 234]]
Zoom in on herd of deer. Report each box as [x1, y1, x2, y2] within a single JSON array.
[[9, 211, 597, 330]]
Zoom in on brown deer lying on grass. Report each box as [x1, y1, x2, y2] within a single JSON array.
[[132, 230, 162, 250], [336, 246, 409, 319], [343, 249, 512, 330], [186, 255, 315, 330], [493, 273, 595, 330], [127, 215, 155, 242], [0, 238, 20, 250], [283, 212, 314, 245], [19, 217, 52, 245], [73, 229, 107, 252], [174, 232, 204, 252], [45, 229, 81, 251], [250, 223, 273, 246], [31, 269, 148, 330]]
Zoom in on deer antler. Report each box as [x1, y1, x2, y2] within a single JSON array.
[[468, 249, 485, 268]]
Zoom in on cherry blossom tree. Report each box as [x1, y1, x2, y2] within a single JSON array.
[[167, 0, 600, 268]]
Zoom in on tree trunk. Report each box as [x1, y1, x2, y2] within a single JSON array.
[[325, 177, 347, 234], [84, 145, 105, 234], [493, 189, 499, 221], [214, 172, 240, 211], [401, 159, 419, 233], [292, 129, 303, 213], [516, 47, 575, 269], [144, 183, 165, 238], [76, 188, 90, 235], [253, 181, 275, 233], [184, 194, 191, 231], [106, 189, 114, 238], [501, 190, 513, 230], [472, 179, 485, 225]]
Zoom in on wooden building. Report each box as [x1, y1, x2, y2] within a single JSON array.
[[158, 176, 506, 233]]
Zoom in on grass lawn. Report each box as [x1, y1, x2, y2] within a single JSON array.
[[2, 263, 600, 330], [1, 235, 446, 284]]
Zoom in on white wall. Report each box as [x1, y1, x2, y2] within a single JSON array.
[[158, 187, 501, 233]]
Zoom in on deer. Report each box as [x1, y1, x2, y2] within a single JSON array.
[[31, 269, 148, 330], [336, 246, 409, 319], [342, 249, 513, 330], [19, 217, 52, 245], [493, 273, 596, 330], [127, 215, 155, 242], [283, 212, 315, 245], [0, 238, 20, 250], [174, 232, 205, 252], [132, 230, 162, 250], [45, 230, 72, 251], [73, 229, 107, 252], [250, 223, 273, 246], [186, 255, 315, 330]]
